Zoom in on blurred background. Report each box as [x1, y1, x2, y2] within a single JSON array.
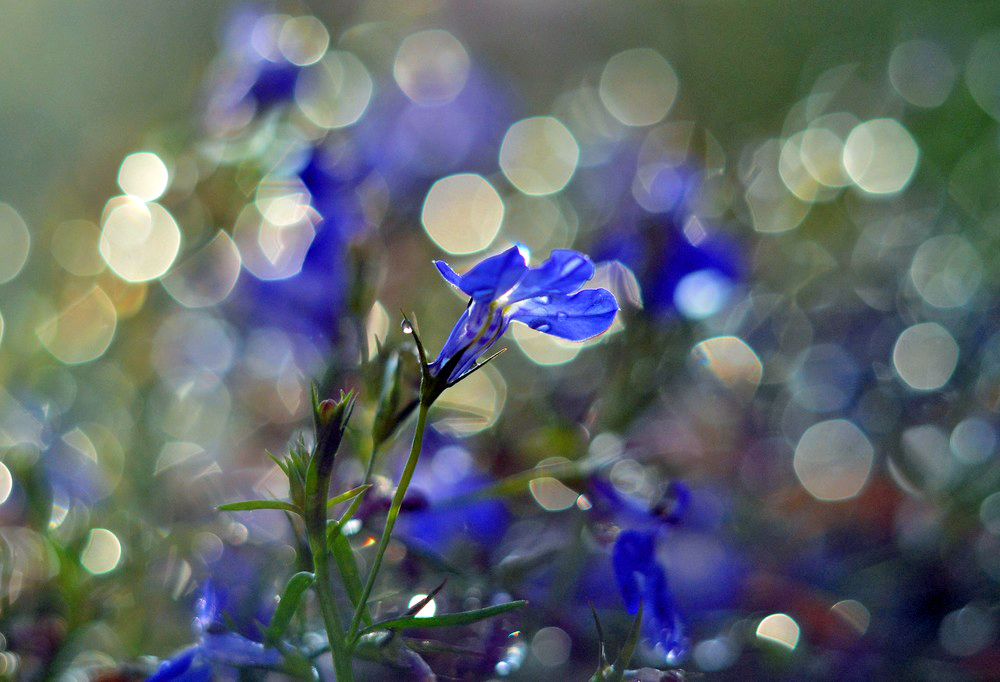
[[2, 0, 1000, 679]]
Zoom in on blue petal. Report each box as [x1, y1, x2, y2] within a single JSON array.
[[645, 563, 677, 630], [654, 481, 690, 525], [452, 246, 527, 301], [147, 647, 210, 682], [612, 530, 655, 614], [193, 587, 218, 634], [429, 306, 474, 376], [433, 260, 463, 289], [509, 288, 618, 341], [202, 633, 282, 668], [507, 249, 595, 302]]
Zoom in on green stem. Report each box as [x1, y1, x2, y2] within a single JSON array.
[[310, 533, 353, 682], [347, 400, 431, 643], [362, 438, 381, 485], [304, 417, 353, 682]]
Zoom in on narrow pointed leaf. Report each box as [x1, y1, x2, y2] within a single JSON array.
[[590, 603, 609, 667], [361, 600, 527, 635], [217, 500, 302, 515], [326, 483, 373, 509], [329, 532, 373, 628], [610, 602, 643, 682], [267, 451, 289, 475], [265, 572, 315, 645], [403, 580, 447, 618]]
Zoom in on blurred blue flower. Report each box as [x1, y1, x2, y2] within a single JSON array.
[[590, 478, 690, 530], [357, 72, 513, 188], [401, 434, 510, 553], [431, 246, 618, 382], [298, 143, 371, 241], [148, 584, 281, 681], [201, 8, 304, 130], [612, 529, 687, 665], [592, 165, 743, 319]]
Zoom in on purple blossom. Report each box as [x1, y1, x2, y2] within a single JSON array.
[[612, 529, 687, 665], [430, 246, 618, 383], [148, 585, 282, 681]]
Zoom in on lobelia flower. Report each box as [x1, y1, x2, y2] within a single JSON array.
[[612, 529, 687, 665], [399, 431, 510, 553], [429, 246, 618, 384], [148, 585, 282, 681], [590, 161, 743, 320]]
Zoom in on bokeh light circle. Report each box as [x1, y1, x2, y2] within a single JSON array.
[[295, 51, 373, 129], [161, 231, 242, 308], [0, 203, 31, 285], [756, 613, 800, 650], [0, 461, 11, 505], [889, 40, 956, 108], [951, 418, 996, 464], [421, 173, 504, 254], [691, 336, 763, 396], [81, 528, 122, 575], [99, 199, 181, 282], [499, 117, 580, 196], [938, 605, 996, 657], [799, 125, 851, 188], [51, 220, 105, 276], [599, 48, 678, 127], [35, 285, 118, 365], [393, 29, 470, 105], [966, 32, 1000, 120], [278, 16, 330, 67], [793, 419, 874, 501], [674, 269, 733, 319], [909, 234, 982, 308], [843, 119, 919, 195], [510, 322, 581, 366], [892, 322, 959, 391], [118, 152, 170, 202], [233, 205, 315, 281]]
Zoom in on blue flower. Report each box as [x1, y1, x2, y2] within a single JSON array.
[[612, 529, 687, 665], [148, 585, 282, 681], [590, 478, 690, 529], [430, 246, 618, 383], [400, 431, 510, 553]]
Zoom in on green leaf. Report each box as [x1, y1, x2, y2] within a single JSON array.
[[361, 600, 527, 635], [217, 500, 301, 515], [611, 602, 643, 682], [591, 603, 609, 668], [329, 532, 373, 628], [589, 603, 643, 682], [402, 580, 446, 618], [265, 571, 314, 646], [326, 483, 372, 509], [267, 450, 289, 476]]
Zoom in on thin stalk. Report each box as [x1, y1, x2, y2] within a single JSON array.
[[309, 531, 353, 681], [347, 400, 431, 643], [362, 438, 381, 485], [304, 397, 354, 682]]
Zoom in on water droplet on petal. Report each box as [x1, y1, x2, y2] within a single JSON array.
[[537, 295, 551, 304], [555, 311, 568, 321], [529, 319, 552, 332], [401, 320, 413, 334]]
